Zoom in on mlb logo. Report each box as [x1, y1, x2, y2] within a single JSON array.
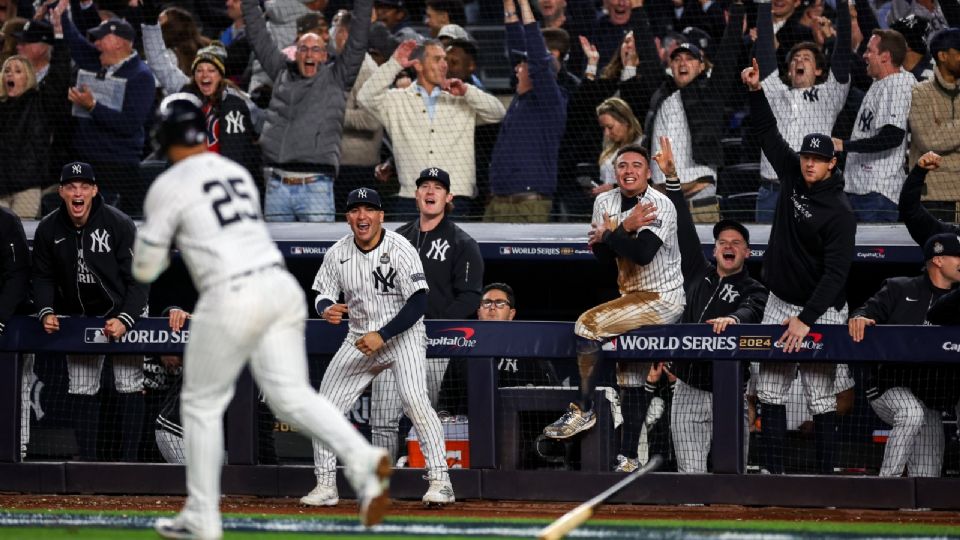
[[84, 328, 109, 344], [499, 247, 512, 255], [602, 339, 617, 352], [291, 247, 304, 255]]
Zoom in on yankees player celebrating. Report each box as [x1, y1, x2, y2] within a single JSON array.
[[655, 136, 769, 473], [542, 144, 685, 473], [849, 232, 960, 477], [369, 167, 483, 461], [743, 59, 857, 475], [133, 95, 392, 539], [302, 187, 454, 507], [33, 161, 149, 463]]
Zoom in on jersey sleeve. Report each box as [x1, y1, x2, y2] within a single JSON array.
[[639, 193, 678, 243], [138, 178, 180, 249], [397, 240, 429, 300], [312, 244, 343, 303], [873, 77, 911, 130], [823, 72, 850, 114]]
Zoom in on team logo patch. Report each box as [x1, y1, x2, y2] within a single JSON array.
[[380, 253, 390, 264], [410, 272, 426, 282], [934, 242, 944, 254], [373, 267, 397, 293], [89, 229, 111, 253]]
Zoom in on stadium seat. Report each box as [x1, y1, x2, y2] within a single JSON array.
[[718, 162, 760, 222], [721, 137, 743, 167]]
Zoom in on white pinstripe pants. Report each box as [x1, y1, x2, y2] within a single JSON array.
[[178, 269, 377, 537], [369, 356, 449, 461], [312, 329, 449, 486], [870, 387, 944, 477], [756, 293, 849, 414]]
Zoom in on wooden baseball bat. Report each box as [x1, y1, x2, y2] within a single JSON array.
[[536, 455, 663, 540]]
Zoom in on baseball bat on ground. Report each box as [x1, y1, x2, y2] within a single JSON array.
[[536, 454, 663, 540]]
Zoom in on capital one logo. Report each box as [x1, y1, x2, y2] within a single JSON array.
[[426, 238, 451, 261], [427, 327, 477, 348], [773, 332, 825, 351], [72, 164, 83, 175], [89, 229, 111, 253], [943, 342, 960, 352]]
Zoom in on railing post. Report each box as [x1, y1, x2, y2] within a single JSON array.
[[0, 353, 20, 462], [467, 357, 497, 468], [226, 367, 257, 465], [712, 359, 744, 474]]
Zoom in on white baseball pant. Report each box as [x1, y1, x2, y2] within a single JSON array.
[[178, 268, 380, 537], [369, 356, 449, 461], [671, 381, 713, 473], [66, 354, 144, 395], [575, 291, 684, 386], [870, 387, 944, 477], [312, 329, 449, 487], [756, 292, 849, 414]]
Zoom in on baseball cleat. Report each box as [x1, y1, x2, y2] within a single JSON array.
[[422, 479, 455, 507], [614, 454, 640, 473], [356, 450, 393, 527], [543, 403, 596, 439], [300, 483, 339, 507], [154, 516, 220, 540]]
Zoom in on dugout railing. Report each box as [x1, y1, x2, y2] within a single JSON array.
[[1, 317, 958, 510]]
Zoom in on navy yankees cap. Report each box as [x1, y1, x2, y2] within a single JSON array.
[[923, 233, 960, 260], [88, 18, 136, 42], [374, 0, 403, 7], [13, 20, 54, 45], [346, 187, 383, 211], [416, 167, 451, 191], [713, 219, 750, 244], [930, 28, 960, 58], [891, 14, 929, 55], [798, 133, 834, 160], [60, 162, 96, 184], [670, 42, 703, 62]]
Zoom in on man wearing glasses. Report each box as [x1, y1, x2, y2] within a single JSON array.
[[243, 0, 372, 221]]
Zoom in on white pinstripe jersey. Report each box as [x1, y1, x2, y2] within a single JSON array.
[[650, 92, 716, 197], [138, 152, 282, 293], [592, 187, 684, 300], [760, 72, 850, 180], [845, 70, 915, 202], [313, 229, 429, 334]]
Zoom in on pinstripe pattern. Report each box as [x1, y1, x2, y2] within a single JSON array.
[[139, 152, 382, 537], [650, 93, 717, 195], [760, 73, 849, 181], [671, 380, 713, 473], [845, 70, 915, 203], [369, 356, 448, 460], [65, 354, 144, 394], [310, 229, 448, 485], [756, 292, 850, 414], [869, 387, 944, 477]]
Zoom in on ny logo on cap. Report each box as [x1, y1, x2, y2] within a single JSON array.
[[934, 242, 944, 254], [429, 168, 439, 177], [72, 164, 83, 175], [358, 188, 368, 198], [810, 138, 820, 148]]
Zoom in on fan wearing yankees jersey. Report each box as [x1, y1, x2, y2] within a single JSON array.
[[33, 161, 149, 463], [743, 60, 857, 475], [542, 144, 685, 474], [302, 187, 455, 507], [848, 232, 960, 478], [834, 29, 915, 222], [652, 136, 769, 473], [135, 95, 392, 539], [753, 0, 852, 223], [368, 167, 483, 461]]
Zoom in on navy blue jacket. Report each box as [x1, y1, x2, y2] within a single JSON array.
[[488, 22, 567, 196], [62, 14, 156, 164]]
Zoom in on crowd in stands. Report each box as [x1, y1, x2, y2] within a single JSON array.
[[0, 0, 956, 222]]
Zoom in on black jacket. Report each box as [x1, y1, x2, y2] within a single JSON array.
[[33, 194, 149, 329], [898, 165, 960, 246], [0, 39, 71, 197], [395, 215, 484, 319], [750, 89, 856, 326], [639, 2, 745, 170], [184, 84, 264, 186], [929, 287, 960, 325], [852, 273, 955, 404], [0, 208, 31, 334], [665, 180, 768, 391]]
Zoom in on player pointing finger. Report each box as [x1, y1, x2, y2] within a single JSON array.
[[322, 303, 349, 325]]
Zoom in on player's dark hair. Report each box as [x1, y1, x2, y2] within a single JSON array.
[[615, 144, 650, 164], [446, 38, 478, 60], [542, 27, 571, 58], [787, 41, 829, 84], [482, 282, 515, 309], [425, 0, 466, 25], [871, 28, 908, 67]]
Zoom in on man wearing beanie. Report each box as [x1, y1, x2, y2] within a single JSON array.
[[890, 14, 935, 81]]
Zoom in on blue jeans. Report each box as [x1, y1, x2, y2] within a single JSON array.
[[387, 196, 477, 221], [755, 183, 780, 223], [847, 192, 897, 223], [264, 170, 335, 222]]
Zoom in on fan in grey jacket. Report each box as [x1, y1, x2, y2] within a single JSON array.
[[243, 0, 372, 222]]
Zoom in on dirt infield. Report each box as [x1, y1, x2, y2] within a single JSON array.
[[1, 495, 959, 526]]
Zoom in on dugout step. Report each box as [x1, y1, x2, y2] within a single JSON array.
[[498, 387, 614, 472]]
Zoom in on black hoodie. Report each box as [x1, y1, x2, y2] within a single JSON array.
[[750, 89, 856, 326]]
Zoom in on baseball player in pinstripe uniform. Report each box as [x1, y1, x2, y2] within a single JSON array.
[[301, 186, 454, 507], [133, 95, 392, 539], [743, 61, 857, 475], [753, 0, 852, 222], [542, 144, 685, 473]]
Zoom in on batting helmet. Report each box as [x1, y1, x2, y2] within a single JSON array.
[[152, 93, 207, 153]]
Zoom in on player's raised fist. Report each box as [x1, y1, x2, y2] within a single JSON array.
[[323, 303, 349, 325], [741, 58, 761, 91], [355, 332, 385, 356], [917, 152, 941, 171], [393, 40, 418, 68]]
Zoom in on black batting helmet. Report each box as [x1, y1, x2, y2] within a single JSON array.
[[152, 93, 207, 153]]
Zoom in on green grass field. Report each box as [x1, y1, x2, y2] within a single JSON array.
[[2, 509, 960, 539]]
